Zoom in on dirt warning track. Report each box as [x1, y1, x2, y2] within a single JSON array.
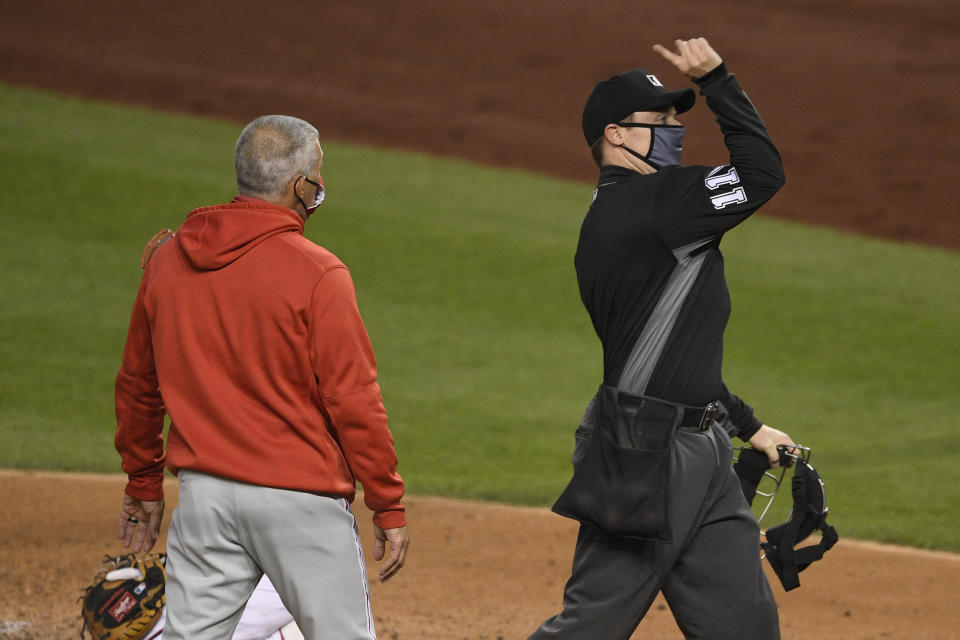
[[0, 0, 957, 248]]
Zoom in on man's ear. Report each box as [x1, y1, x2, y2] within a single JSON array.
[[289, 174, 303, 198], [282, 174, 305, 213], [603, 123, 623, 146]]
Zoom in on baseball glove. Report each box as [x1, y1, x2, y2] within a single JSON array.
[[80, 553, 166, 640]]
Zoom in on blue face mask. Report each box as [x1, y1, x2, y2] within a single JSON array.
[[617, 123, 686, 170]]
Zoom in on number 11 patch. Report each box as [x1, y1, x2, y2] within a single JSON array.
[[705, 166, 748, 210]]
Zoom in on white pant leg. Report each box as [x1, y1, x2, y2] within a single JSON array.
[[232, 575, 296, 640], [150, 574, 295, 640]]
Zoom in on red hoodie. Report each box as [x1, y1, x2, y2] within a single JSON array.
[[115, 196, 405, 529]]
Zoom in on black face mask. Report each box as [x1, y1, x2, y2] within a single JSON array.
[[616, 123, 686, 169]]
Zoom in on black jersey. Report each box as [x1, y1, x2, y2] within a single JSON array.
[[574, 64, 785, 439]]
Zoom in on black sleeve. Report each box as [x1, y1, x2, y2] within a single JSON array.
[[654, 63, 786, 249], [718, 382, 762, 441]]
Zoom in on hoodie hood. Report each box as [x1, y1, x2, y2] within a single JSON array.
[[177, 196, 304, 270]]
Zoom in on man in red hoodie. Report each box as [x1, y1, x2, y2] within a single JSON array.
[[114, 114, 408, 640]]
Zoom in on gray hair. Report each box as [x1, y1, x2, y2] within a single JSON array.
[[235, 115, 320, 201]]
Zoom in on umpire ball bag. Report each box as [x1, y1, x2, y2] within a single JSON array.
[[552, 384, 676, 542]]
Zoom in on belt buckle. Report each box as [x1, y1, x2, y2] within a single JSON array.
[[699, 401, 721, 431]]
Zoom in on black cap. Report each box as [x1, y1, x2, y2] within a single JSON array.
[[581, 68, 696, 146]]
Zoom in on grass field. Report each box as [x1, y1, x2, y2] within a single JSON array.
[[1, 83, 957, 550]]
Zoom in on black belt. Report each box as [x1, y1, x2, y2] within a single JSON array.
[[677, 401, 721, 432]]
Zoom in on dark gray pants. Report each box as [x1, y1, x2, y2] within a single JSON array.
[[530, 423, 779, 640]]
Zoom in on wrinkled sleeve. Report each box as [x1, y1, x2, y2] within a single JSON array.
[[114, 275, 166, 501], [655, 64, 786, 248], [309, 266, 406, 529], [718, 383, 762, 442]]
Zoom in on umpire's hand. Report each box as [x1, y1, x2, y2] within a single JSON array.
[[653, 37, 723, 80], [748, 425, 797, 469], [374, 524, 410, 582]]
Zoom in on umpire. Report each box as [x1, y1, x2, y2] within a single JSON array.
[[530, 38, 795, 639]]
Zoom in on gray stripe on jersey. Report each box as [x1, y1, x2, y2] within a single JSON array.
[[616, 238, 713, 395]]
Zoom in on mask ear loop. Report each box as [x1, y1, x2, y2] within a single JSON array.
[[293, 175, 311, 213], [616, 122, 658, 169], [297, 175, 325, 211]]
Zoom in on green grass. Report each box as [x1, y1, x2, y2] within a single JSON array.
[[1, 83, 958, 550], [721, 224, 960, 547]]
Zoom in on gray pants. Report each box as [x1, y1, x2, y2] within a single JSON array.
[[530, 423, 779, 640], [164, 471, 376, 640]]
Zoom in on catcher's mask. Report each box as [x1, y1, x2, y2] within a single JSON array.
[[733, 445, 839, 591]]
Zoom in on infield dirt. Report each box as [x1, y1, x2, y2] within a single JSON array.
[[1, 1, 958, 638], [2, 472, 960, 640]]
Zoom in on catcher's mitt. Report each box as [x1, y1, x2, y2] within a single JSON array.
[[80, 553, 166, 640]]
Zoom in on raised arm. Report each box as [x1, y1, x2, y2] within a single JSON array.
[[652, 38, 786, 247]]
